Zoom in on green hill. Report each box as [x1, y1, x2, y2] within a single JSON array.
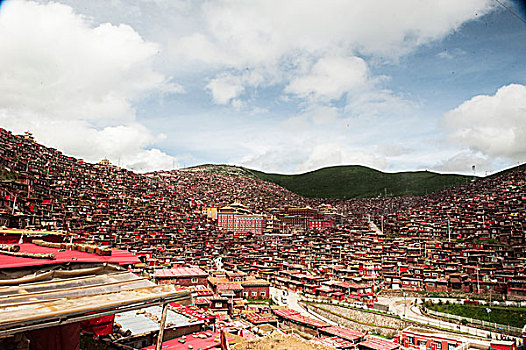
[[183, 164, 480, 199], [249, 165, 475, 199]]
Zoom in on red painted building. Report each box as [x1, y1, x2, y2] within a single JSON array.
[[217, 203, 265, 234], [359, 336, 400, 350], [152, 267, 208, 286], [208, 271, 270, 300], [398, 327, 517, 350], [424, 279, 448, 292], [241, 281, 270, 300], [271, 206, 335, 230], [491, 341, 517, 350]]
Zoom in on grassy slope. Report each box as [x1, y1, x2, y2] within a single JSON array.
[[428, 303, 526, 328], [249, 165, 474, 199]]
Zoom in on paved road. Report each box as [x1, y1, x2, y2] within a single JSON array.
[[270, 287, 337, 326], [370, 220, 383, 234], [271, 286, 520, 341], [377, 296, 495, 338]]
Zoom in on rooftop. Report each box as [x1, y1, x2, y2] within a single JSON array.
[[0, 242, 139, 269], [359, 336, 399, 350], [0, 268, 192, 337], [153, 267, 208, 278], [115, 305, 202, 336], [142, 330, 220, 350]]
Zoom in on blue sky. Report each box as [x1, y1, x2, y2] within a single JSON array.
[[0, 0, 525, 175]]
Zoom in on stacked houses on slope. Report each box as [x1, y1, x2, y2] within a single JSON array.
[[0, 127, 526, 302]]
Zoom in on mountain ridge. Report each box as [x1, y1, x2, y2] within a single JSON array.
[[183, 163, 482, 199]]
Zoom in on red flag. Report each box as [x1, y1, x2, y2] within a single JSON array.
[[80, 315, 115, 335]]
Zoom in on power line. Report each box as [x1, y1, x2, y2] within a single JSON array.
[[494, 0, 526, 25]]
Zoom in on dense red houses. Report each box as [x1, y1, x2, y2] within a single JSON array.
[[1, 127, 526, 302], [1, 128, 525, 349]]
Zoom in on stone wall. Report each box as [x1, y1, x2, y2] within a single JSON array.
[[301, 302, 412, 338]]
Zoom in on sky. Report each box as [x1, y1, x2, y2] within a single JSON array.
[[0, 0, 525, 175]]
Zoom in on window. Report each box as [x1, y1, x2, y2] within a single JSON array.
[[215, 302, 223, 308], [260, 291, 266, 297], [191, 277, 198, 283], [408, 337, 414, 345], [243, 291, 248, 297], [252, 291, 257, 297], [447, 344, 456, 350], [434, 342, 442, 350]]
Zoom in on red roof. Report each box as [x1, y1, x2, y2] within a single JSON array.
[[272, 308, 330, 328], [272, 308, 300, 318], [359, 336, 399, 350], [0, 243, 139, 269], [153, 267, 208, 278], [320, 325, 365, 341], [244, 313, 277, 324], [315, 336, 355, 348], [142, 331, 220, 350], [169, 304, 216, 321], [217, 283, 243, 291], [334, 282, 372, 289]]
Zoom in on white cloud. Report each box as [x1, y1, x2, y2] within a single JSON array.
[[297, 143, 386, 173], [172, 0, 495, 67], [169, 0, 495, 108], [431, 150, 494, 175], [0, 111, 177, 172], [282, 105, 341, 130], [345, 88, 415, 120], [0, 0, 180, 171], [285, 56, 368, 102], [3, 0, 505, 174], [238, 105, 388, 174], [445, 84, 526, 161], [206, 70, 265, 105], [206, 75, 246, 105]]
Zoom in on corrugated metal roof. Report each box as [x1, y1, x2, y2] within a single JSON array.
[[0, 268, 192, 336], [115, 305, 202, 336]]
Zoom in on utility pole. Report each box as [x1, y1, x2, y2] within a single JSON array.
[[477, 263, 480, 294], [11, 194, 17, 215], [403, 292, 407, 318], [372, 264, 376, 299], [486, 307, 492, 338]]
